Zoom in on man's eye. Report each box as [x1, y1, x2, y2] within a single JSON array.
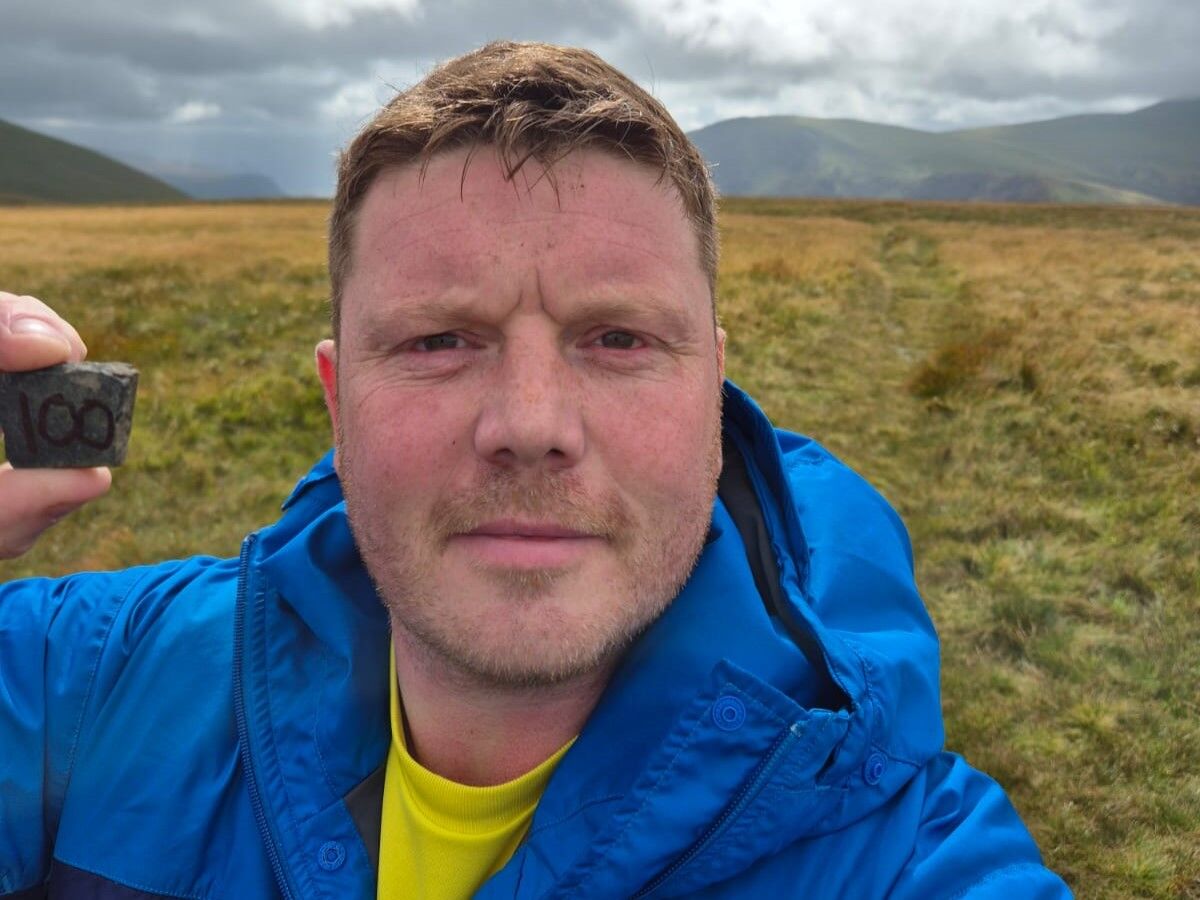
[[414, 333, 463, 352], [597, 331, 639, 350]]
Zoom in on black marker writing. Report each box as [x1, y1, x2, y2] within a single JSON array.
[[17, 392, 116, 453]]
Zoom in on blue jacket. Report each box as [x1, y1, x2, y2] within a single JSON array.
[[0, 383, 1071, 898]]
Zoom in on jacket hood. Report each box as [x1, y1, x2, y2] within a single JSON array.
[[246, 379, 944, 898]]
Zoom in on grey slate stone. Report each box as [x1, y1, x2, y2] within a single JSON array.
[[0, 362, 139, 468]]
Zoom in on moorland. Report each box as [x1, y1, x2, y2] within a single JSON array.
[[1, 198, 1197, 898]]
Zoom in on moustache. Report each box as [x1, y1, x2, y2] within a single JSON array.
[[429, 471, 632, 544]]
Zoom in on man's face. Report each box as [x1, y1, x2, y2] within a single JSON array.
[[317, 146, 725, 687]]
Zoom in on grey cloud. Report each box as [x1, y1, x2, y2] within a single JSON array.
[[1, 0, 643, 125], [9, 0, 1192, 126], [627, 0, 1198, 113], [1097, 3, 1200, 98], [0, 45, 168, 120], [3, 0, 629, 85]]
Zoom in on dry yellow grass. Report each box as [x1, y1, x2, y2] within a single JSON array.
[[2, 198, 1198, 898], [2, 203, 327, 271]]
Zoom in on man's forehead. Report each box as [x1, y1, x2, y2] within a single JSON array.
[[348, 146, 703, 289], [357, 147, 688, 240]]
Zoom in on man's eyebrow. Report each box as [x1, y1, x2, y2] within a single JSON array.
[[359, 291, 705, 339], [355, 294, 481, 342], [559, 291, 704, 336]]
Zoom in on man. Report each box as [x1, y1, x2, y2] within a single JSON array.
[[0, 42, 1070, 898]]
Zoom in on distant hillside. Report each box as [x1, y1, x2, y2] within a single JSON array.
[[958, 99, 1200, 205], [690, 99, 1199, 205], [0, 118, 186, 204], [118, 157, 288, 200]]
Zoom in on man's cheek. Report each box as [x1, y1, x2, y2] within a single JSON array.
[[629, 413, 717, 479], [346, 408, 439, 464]]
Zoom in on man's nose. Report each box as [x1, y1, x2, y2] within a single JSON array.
[[472, 336, 586, 470]]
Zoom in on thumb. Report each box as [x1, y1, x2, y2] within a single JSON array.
[[0, 293, 88, 372]]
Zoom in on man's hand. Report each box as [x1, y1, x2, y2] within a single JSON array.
[[0, 293, 112, 559]]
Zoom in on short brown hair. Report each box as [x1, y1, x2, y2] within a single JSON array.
[[328, 41, 718, 337]]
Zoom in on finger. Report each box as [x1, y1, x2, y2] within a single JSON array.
[[0, 462, 111, 559], [0, 293, 88, 372]]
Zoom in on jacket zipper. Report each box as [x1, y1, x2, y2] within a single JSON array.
[[631, 721, 803, 899], [232, 534, 297, 900]]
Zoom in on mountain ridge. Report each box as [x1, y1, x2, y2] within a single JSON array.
[[4, 98, 1197, 206], [690, 98, 1200, 205], [0, 118, 186, 204]]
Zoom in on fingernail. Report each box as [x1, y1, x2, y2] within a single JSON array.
[[10, 317, 69, 343]]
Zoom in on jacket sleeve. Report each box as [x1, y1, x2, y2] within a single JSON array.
[[889, 752, 1073, 899], [0, 570, 137, 896]]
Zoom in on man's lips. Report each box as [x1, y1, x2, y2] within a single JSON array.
[[466, 519, 597, 539], [451, 519, 604, 567]]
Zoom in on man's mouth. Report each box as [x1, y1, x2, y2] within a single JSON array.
[[467, 519, 597, 539], [451, 519, 604, 568]]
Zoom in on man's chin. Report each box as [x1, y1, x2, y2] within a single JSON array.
[[396, 619, 626, 690], [464, 563, 572, 600], [387, 584, 665, 690]]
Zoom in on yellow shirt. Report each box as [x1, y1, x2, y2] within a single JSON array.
[[377, 650, 573, 899]]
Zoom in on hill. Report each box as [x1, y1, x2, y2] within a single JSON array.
[[959, 98, 1200, 205], [157, 171, 286, 201], [0, 118, 186, 204], [690, 99, 1199, 205]]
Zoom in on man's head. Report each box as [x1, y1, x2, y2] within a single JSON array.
[[317, 43, 725, 690]]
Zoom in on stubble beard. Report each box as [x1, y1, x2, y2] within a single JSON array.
[[340, 423, 723, 691]]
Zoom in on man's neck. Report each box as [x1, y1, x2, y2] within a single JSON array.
[[390, 627, 613, 786]]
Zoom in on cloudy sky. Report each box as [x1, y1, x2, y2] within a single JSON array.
[[3, 0, 1197, 196]]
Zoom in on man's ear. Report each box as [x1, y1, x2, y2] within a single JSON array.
[[315, 339, 340, 446], [715, 326, 727, 383]]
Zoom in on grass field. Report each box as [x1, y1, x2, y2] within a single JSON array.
[[1, 198, 1197, 897]]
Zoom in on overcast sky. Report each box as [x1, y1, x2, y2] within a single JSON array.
[[3, 0, 1197, 196]]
